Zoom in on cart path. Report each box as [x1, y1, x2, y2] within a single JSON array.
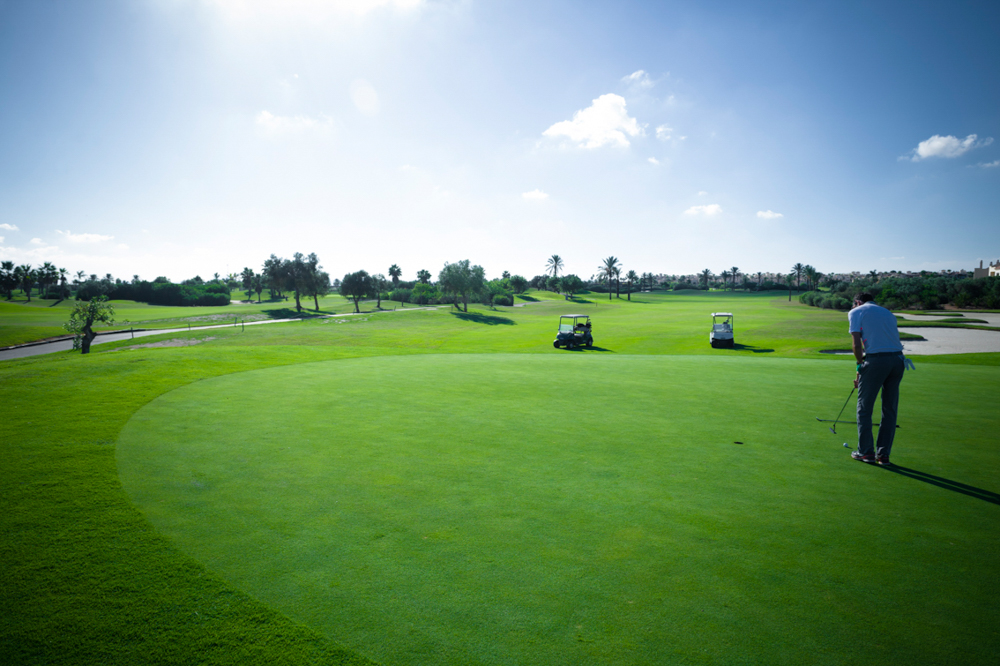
[[0, 306, 445, 361]]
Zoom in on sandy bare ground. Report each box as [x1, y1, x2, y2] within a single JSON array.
[[117, 337, 217, 350], [900, 327, 1000, 355], [897, 312, 1000, 326]]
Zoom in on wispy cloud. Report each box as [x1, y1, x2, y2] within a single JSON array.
[[756, 210, 783, 219], [56, 230, 114, 243], [522, 189, 549, 200], [543, 94, 643, 149], [655, 125, 672, 140], [349, 79, 380, 115], [30, 238, 43, 245], [255, 110, 335, 136], [684, 204, 722, 216], [976, 159, 1000, 168], [697, 191, 708, 196], [648, 157, 660, 165], [0, 223, 18, 231], [903, 134, 993, 161], [621, 70, 653, 90]]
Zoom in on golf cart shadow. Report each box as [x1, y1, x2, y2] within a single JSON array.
[[880, 465, 1000, 505], [451, 312, 515, 325], [732, 343, 775, 353], [563, 345, 612, 352]]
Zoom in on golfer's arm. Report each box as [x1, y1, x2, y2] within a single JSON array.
[[851, 332, 865, 364]]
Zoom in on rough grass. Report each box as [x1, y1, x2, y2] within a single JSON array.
[[2, 291, 999, 664]]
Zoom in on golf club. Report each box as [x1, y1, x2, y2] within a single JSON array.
[[827, 387, 854, 434], [815, 418, 901, 428]]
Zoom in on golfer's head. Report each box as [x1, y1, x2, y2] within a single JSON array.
[[853, 292, 874, 307]]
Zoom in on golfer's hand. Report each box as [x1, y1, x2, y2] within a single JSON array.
[[853, 373, 860, 389]]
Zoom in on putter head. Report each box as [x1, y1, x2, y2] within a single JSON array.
[[829, 426, 836, 434]]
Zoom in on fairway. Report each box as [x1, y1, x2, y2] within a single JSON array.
[[118, 353, 1000, 665]]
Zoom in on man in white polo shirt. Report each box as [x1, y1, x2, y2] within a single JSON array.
[[848, 292, 905, 466]]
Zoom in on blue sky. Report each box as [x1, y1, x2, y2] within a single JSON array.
[[1, 0, 997, 282]]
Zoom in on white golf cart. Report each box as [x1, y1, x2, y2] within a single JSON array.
[[710, 312, 735, 348]]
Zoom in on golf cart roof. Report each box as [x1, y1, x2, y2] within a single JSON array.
[[712, 312, 733, 317], [561, 314, 589, 318]]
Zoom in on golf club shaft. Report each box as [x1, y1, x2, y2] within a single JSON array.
[[831, 387, 855, 431]]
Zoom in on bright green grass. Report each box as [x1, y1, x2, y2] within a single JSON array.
[[117, 354, 1000, 665], [3, 292, 999, 664], [0, 292, 360, 347]]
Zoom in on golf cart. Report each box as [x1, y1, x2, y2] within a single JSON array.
[[710, 312, 735, 348], [554, 314, 593, 349]]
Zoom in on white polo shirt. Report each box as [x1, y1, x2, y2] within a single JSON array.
[[848, 302, 903, 354]]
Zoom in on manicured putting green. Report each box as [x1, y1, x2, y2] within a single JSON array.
[[118, 354, 999, 665]]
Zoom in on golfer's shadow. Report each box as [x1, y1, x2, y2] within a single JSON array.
[[882, 465, 1000, 505]]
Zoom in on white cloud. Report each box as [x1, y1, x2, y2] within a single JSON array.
[[622, 70, 653, 89], [977, 160, 1000, 168], [56, 230, 114, 243], [543, 94, 643, 149], [756, 210, 784, 219], [116, 243, 130, 250], [522, 189, 549, 200], [684, 204, 722, 216], [255, 110, 335, 136], [0, 223, 18, 231], [349, 79, 380, 115], [697, 191, 708, 196], [655, 125, 672, 140], [904, 134, 993, 161], [648, 157, 660, 165], [30, 238, 43, 245]]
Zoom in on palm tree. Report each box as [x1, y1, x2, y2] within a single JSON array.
[[16, 264, 36, 301], [74, 270, 85, 285], [720, 270, 730, 290], [868, 269, 878, 282], [756, 271, 763, 288], [792, 263, 805, 289], [786, 273, 795, 301], [730, 266, 739, 291], [613, 267, 622, 298], [803, 265, 817, 290], [388, 264, 402, 287], [625, 270, 639, 300], [599, 256, 620, 301], [545, 254, 564, 279], [699, 269, 712, 289], [416, 269, 431, 284]]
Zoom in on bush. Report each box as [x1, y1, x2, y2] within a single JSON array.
[[389, 288, 412, 304], [673, 282, 702, 290], [493, 294, 513, 307], [411, 282, 441, 305]]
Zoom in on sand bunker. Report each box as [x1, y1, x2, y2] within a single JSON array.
[[900, 328, 1000, 355], [897, 312, 1000, 326], [119, 337, 217, 350]]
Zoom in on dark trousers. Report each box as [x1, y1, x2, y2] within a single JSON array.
[[856, 353, 905, 459]]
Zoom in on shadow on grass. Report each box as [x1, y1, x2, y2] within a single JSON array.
[[733, 343, 775, 353], [261, 308, 334, 319], [882, 465, 1000, 505], [452, 312, 515, 325], [47, 299, 65, 307], [562, 345, 613, 352], [566, 297, 594, 304], [517, 294, 539, 302]]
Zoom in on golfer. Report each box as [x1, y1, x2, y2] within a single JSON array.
[[848, 292, 905, 465]]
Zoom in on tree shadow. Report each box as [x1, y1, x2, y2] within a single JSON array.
[[452, 312, 515, 325], [566, 296, 594, 304], [48, 299, 65, 307], [881, 465, 1000, 505], [733, 343, 775, 353], [517, 294, 539, 302], [260, 308, 332, 319]]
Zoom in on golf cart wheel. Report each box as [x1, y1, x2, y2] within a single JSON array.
[[586, 340, 593, 348], [553, 341, 561, 349]]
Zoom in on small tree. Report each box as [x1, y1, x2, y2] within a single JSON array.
[[416, 269, 431, 284], [64, 295, 115, 354], [561, 274, 583, 299], [372, 273, 388, 309], [340, 270, 373, 313], [241, 267, 255, 301], [388, 264, 402, 287], [509, 275, 528, 294], [438, 260, 485, 312]]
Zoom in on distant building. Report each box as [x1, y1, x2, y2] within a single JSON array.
[[973, 260, 1000, 278]]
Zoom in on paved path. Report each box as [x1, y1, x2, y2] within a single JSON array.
[[0, 307, 442, 361]]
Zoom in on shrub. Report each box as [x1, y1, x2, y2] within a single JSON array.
[[493, 294, 513, 307]]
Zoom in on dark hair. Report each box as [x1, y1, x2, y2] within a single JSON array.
[[854, 292, 874, 304]]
